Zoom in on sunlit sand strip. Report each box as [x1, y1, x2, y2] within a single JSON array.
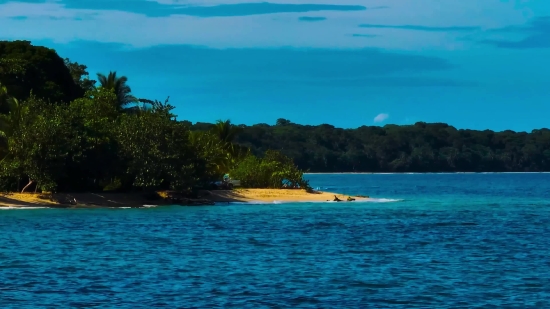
[[203, 189, 397, 204]]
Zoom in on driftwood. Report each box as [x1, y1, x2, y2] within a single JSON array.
[[21, 178, 33, 193]]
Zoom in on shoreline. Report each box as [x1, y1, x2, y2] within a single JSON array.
[[0, 189, 369, 209], [201, 189, 368, 203]]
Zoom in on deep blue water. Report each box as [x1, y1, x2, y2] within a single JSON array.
[[1, 173, 550, 308]]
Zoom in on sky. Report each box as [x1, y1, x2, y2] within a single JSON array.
[[0, 0, 549, 131]]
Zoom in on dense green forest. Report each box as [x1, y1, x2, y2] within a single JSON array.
[[0, 40, 307, 193], [1, 40, 548, 195], [191, 120, 549, 173]]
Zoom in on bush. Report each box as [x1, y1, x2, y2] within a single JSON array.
[[230, 150, 309, 189], [102, 178, 122, 192]]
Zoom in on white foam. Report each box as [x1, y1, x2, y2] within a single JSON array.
[[362, 198, 403, 203], [221, 197, 403, 205]]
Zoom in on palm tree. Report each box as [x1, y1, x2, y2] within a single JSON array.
[[211, 120, 242, 145], [96, 71, 137, 108], [210, 120, 248, 168]]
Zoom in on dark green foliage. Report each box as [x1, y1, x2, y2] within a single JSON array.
[[0, 40, 82, 103], [0, 41, 310, 193], [102, 178, 122, 192], [58, 89, 121, 191], [230, 150, 310, 189], [210, 121, 550, 172], [0, 88, 237, 192], [115, 109, 196, 190], [189, 130, 232, 183], [211, 119, 242, 145], [64, 58, 96, 92], [1, 41, 304, 193], [97, 71, 137, 108], [5, 95, 79, 191]]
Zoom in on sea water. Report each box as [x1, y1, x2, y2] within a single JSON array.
[[1, 173, 549, 308]]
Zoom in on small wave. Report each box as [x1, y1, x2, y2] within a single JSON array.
[[362, 198, 403, 203], [225, 198, 403, 205]]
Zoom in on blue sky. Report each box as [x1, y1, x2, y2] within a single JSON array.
[[0, 0, 549, 131]]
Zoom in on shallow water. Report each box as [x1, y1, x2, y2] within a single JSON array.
[[1, 173, 550, 308]]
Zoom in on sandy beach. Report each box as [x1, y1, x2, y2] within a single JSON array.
[[0, 192, 152, 208], [200, 189, 368, 203], [0, 189, 368, 208]]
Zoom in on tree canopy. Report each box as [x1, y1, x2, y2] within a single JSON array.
[[0, 40, 83, 103], [190, 121, 550, 173], [0, 40, 307, 193]]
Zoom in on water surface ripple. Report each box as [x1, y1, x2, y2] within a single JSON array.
[[1, 174, 550, 308]]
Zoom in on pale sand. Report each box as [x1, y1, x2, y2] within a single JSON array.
[[0, 192, 152, 208], [0, 193, 59, 207], [201, 189, 369, 203], [0, 189, 369, 208]]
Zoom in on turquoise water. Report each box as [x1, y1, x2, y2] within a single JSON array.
[[1, 174, 550, 308]]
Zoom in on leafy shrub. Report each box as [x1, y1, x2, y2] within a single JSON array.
[[102, 178, 122, 191], [230, 150, 309, 189]]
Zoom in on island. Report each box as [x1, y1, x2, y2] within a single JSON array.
[[3, 40, 545, 209], [0, 41, 374, 208]]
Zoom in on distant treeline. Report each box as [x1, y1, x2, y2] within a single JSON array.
[[187, 119, 550, 173]]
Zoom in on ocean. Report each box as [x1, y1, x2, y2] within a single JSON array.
[[1, 173, 549, 308]]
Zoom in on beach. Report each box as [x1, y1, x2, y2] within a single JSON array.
[[0, 189, 368, 208], [202, 189, 368, 203]]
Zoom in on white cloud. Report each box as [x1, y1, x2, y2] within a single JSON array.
[[374, 113, 389, 123], [0, 0, 530, 49]]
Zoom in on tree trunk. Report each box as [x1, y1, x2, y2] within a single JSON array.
[[34, 183, 38, 193], [21, 178, 33, 193]]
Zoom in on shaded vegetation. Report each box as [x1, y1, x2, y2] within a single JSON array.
[[0, 40, 83, 104], [189, 120, 550, 173], [0, 40, 307, 193]]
